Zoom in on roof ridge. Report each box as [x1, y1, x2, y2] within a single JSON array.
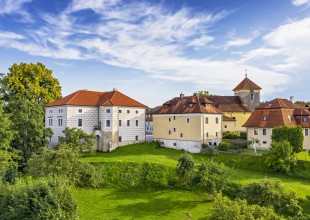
[[67, 90, 81, 105]]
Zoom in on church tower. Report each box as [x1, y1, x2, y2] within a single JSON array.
[[233, 75, 261, 111]]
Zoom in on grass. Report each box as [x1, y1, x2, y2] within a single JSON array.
[[74, 188, 212, 220], [77, 142, 310, 219]]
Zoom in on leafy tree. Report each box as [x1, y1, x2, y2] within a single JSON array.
[[176, 154, 195, 179], [58, 127, 95, 152], [197, 90, 210, 97], [211, 194, 283, 220], [7, 99, 51, 166], [0, 62, 61, 106], [240, 179, 302, 217], [26, 147, 102, 188], [0, 177, 78, 220], [265, 141, 297, 173], [271, 126, 304, 153]]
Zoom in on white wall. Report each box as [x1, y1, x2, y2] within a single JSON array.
[[156, 139, 202, 153]]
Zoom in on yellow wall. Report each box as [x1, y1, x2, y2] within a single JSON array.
[[303, 128, 310, 148], [223, 112, 251, 132], [153, 114, 222, 142], [223, 120, 236, 132]]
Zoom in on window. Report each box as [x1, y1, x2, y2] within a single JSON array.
[[119, 110, 122, 113], [186, 118, 190, 123], [216, 117, 219, 124], [206, 132, 209, 138], [189, 103, 193, 108], [263, 116, 267, 121], [58, 118, 62, 127], [119, 120, 122, 127], [59, 109, 63, 113], [169, 117, 171, 121], [263, 141, 267, 144], [136, 110, 139, 114], [303, 117, 308, 122], [127, 110, 130, 113], [180, 133, 183, 137], [232, 117, 236, 120], [254, 128, 258, 135], [136, 120, 138, 126], [78, 109, 82, 113], [49, 110, 53, 114], [48, 119, 53, 127], [173, 143, 177, 146], [173, 128, 176, 132], [135, 135, 138, 141], [106, 120, 111, 127], [305, 129, 309, 136], [216, 132, 218, 137], [263, 128, 267, 135], [205, 117, 208, 124], [173, 116, 176, 120], [250, 90, 254, 101], [168, 130, 171, 135], [106, 109, 111, 113], [78, 119, 82, 127], [127, 120, 130, 126], [119, 136, 122, 142], [224, 125, 227, 128]]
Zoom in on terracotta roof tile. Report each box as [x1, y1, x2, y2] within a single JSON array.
[[46, 90, 147, 108], [208, 96, 250, 112], [233, 77, 261, 91]]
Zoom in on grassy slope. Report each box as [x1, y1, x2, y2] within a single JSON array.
[[77, 143, 310, 219]]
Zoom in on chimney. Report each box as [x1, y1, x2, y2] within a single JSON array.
[[180, 93, 184, 98], [113, 88, 117, 91], [193, 92, 197, 96], [290, 96, 295, 103]]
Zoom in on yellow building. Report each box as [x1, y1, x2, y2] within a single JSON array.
[[243, 98, 310, 150], [153, 94, 223, 153]]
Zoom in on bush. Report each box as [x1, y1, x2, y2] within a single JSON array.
[[240, 179, 303, 217], [201, 144, 218, 155], [265, 141, 297, 173], [218, 142, 230, 151], [154, 140, 161, 148], [176, 154, 195, 179], [223, 131, 247, 140], [272, 126, 304, 153], [0, 177, 78, 220], [210, 194, 283, 220]]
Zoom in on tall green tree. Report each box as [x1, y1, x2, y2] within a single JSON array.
[[0, 62, 61, 106], [7, 99, 52, 166]]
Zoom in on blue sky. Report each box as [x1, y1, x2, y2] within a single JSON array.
[[0, 0, 310, 107]]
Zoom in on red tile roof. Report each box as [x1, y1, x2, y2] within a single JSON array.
[[233, 77, 261, 91], [208, 96, 250, 112], [243, 98, 310, 128], [153, 95, 222, 115], [46, 90, 147, 108]]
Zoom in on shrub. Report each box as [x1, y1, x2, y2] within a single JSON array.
[[0, 177, 78, 220], [201, 145, 217, 155], [210, 194, 283, 220], [240, 179, 303, 217], [218, 142, 230, 151], [272, 126, 304, 153], [154, 140, 161, 148], [176, 154, 195, 179], [265, 141, 297, 173]]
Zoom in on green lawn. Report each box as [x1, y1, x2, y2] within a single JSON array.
[[78, 142, 310, 219], [74, 188, 212, 220]]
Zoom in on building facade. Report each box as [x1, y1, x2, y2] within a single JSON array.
[[45, 89, 147, 151], [153, 94, 223, 153], [243, 98, 310, 150]]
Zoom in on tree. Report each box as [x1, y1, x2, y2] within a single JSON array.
[[210, 194, 283, 220], [0, 62, 61, 106], [271, 126, 304, 153], [265, 141, 297, 173], [7, 99, 51, 166], [26, 147, 102, 188], [197, 91, 210, 97], [0, 177, 78, 220], [176, 154, 195, 179], [58, 127, 95, 152]]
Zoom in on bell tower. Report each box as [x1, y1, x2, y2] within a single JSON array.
[[233, 74, 261, 111]]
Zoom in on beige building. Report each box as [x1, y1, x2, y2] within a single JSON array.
[[45, 89, 147, 151], [153, 94, 223, 153], [243, 98, 310, 150]]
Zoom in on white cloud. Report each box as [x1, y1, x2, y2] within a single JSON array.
[[0, 31, 24, 39], [292, 0, 310, 6], [0, 0, 32, 21]]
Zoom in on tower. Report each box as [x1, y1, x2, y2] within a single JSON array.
[[233, 74, 261, 111]]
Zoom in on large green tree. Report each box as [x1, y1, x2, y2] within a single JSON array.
[[7, 99, 52, 166], [0, 62, 61, 106]]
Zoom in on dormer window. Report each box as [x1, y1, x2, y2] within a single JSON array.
[[303, 117, 308, 122], [263, 116, 267, 121], [189, 103, 193, 108]]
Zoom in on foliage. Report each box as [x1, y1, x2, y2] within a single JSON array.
[[265, 141, 297, 173], [26, 147, 102, 188], [176, 154, 195, 179], [58, 127, 95, 152], [154, 140, 161, 148], [197, 90, 210, 96], [6, 99, 50, 166], [210, 194, 283, 220], [0, 62, 61, 106], [271, 126, 304, 153], [0, 177, 78, 220], [201, 144, 218, 155], [240, 179, 303, 217], [0, 99, 14, 151], [191, 160, 233, 194], [218, 142, 230, 151]]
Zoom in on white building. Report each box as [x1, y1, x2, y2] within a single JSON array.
[[45, 89, 147, 151]]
